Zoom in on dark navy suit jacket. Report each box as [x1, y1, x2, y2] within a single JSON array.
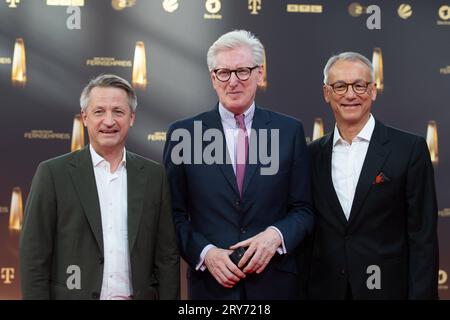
[[163, 105, 314, 299]]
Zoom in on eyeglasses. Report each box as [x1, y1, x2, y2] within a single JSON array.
[[327, 81, 372, 95], [213, 66, 259, 82]]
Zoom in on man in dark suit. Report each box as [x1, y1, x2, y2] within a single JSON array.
[[308, 52, 438, 299], [20, 74, 180, 300], [163, 30, 314, 299]]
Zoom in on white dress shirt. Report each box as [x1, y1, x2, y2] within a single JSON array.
[[196, 103, 285, 271], [90, 145, 132, 300], [331, 114, 375, 220]]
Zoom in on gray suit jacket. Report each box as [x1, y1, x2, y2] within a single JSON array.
[[20, 147, 180, 299]]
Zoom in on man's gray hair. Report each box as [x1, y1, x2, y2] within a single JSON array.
[[207, 30, 265, 72], [80, 74, 137, 112], [323, 52, 375, 84]]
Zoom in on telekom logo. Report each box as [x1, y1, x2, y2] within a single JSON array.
[[1, 268, 14, 284]]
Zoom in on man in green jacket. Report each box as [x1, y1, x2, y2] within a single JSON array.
[[20, 74, 180, 300]]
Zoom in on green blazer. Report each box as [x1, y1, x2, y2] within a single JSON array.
[[20, 147, 180, 300]]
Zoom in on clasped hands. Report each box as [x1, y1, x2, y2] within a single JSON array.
[[204, 228, 281, 288]]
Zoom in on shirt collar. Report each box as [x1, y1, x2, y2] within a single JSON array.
[[333, 114, 375, 146], [218, 102, 255, 127], [89, 144, 127, 168]]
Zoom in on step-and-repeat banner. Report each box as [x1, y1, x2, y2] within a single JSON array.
[[0, 0, 449, 299]]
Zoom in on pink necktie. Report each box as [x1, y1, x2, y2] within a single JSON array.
[[235, 114, 248, 198]]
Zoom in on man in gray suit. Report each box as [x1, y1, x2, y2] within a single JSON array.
[[20, 74, 180, 300]]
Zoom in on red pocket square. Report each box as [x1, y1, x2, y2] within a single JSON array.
[[373, 172, 391, 185]]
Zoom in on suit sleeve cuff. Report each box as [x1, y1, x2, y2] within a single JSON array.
[[268, 226, 287, 254], [196, 244, 216, 271]]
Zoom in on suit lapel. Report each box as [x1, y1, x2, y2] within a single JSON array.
[[202, 106, 271, 199], [242, 106, 270, 196], [202, 108, 240, 197], [348, 120, 390, 225], [126, 152, 146, 253], [319, 133, 349, 228], [69, 147, 103, 253]]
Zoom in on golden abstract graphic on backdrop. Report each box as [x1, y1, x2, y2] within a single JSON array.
[[312, 118, 324, 141], [258, 49, 267, 90], [71, 114, 85, 152], [111, 0, 136, 11], [162, 0, 179, 13], [439, 208, 450, 217], [1, 268, 15, 285], [439, 270, 448, 290], [11, 38, 26, 86], [24, 130, 70, 140], [204, 0, 222, 19], [287, 4, 323, 13], [372, 48, 383, 93], [9, 187, 23, 232], [6, 0, 19, 8], [426, 120, 439, 165], [148, 131, 167, 142], [46, 0, 85, 6], [348, 2, 365, 17], [397, 4, 412, 19], [0, 206, 9, 213], [86, 57, 132, 67], [248, 0, 261, 15], [132, 41, 147, 89]]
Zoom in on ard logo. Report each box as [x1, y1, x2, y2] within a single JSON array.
[[204, 0, 222, 19], [205, 0, 221, 14]]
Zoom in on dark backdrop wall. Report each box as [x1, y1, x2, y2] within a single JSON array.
[[1, 0, 449, 299]]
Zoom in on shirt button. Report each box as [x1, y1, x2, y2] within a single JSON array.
[[240, 228, 246, 234]]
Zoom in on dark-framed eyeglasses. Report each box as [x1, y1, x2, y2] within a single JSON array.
[[212, 66, 259, 82], [327, 81, 372, 95]]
